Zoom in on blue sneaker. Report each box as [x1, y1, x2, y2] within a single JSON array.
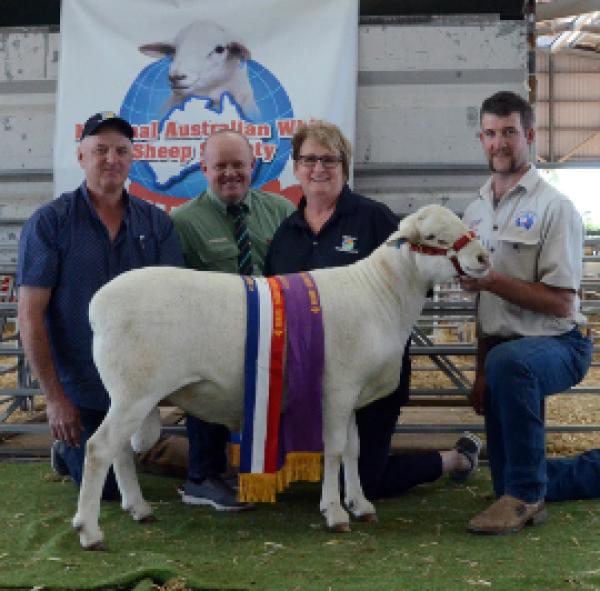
[[179, 476, 253, 512]]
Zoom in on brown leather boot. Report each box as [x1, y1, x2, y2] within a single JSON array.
[[468, 495, 548, 535]]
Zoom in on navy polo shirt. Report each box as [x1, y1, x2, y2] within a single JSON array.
[[17, 182, 184, 411], [264, 184, 399, 275]]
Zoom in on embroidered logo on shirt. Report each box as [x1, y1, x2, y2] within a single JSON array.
[[515, 211, 536, 230], [334, 235, 358, 254]]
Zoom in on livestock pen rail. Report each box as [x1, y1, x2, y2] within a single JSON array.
[[3, 235, 600, 454], [406, 293, 600, 438]]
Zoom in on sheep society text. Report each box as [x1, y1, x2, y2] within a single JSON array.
[[76, 119, 311, 165], [132, 139, 275, 164]]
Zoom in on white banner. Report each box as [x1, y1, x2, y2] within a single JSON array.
[[54, 0, 358, 209]]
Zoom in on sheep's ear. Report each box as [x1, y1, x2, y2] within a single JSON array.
[[139, 43, 176, 58], [396, 212, 421, 244], [228, 42, 251, 61]]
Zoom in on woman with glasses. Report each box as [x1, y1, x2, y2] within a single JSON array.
[[264, 120, 480, 502]]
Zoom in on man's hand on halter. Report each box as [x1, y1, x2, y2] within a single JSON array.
[[460, 268, 498, 293]]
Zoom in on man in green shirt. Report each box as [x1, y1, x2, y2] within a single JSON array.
[[170, 130, 295, 510]]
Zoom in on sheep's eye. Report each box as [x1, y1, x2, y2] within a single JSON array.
[[214, 45, 225, 54], [425, 234, 436, 241]]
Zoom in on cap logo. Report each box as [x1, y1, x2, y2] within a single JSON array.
[[80, 111, 134, 141]]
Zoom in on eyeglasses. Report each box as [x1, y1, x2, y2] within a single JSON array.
[[296, 154, 343, 169]]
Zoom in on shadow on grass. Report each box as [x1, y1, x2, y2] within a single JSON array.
[[1, 462, 600, 590]]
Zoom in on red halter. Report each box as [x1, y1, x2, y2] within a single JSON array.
[[409, 230, 477, 276]]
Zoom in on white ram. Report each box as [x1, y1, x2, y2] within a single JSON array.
[[140, 20, 259, 119], [72, 205, 489, 549]]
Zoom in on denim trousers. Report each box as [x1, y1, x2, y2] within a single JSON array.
[[61, 406, 120, 501], [186, 415, 229, 482], [484, 328, 592, 503], [546, 449, 600, 501]]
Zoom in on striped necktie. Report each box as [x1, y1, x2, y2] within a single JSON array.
[[227, 202, 253, 276]]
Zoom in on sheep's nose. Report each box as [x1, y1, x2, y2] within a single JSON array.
[[477, 253, 489, 266]]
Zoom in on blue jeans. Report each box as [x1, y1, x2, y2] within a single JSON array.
[[484, 328, 592, 503], [546, 450, 600, 501], [60, 407, 120, 501]]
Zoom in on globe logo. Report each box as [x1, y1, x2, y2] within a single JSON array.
[[120, 58, 294, 201]]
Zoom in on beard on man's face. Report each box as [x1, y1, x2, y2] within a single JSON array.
[[487, 151, 521, 174]]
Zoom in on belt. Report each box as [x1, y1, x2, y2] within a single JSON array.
[[482, 335, 519, 350]]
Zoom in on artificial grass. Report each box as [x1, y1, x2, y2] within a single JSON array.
[[1, 462, 600, 590]]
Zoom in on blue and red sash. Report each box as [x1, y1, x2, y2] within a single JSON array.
[[238, 273, 324, 502]]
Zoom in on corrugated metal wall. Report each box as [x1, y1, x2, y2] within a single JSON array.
[[536, 51, 600, 163], [0, 17, 528, 269], [355, 16, 527, 214]]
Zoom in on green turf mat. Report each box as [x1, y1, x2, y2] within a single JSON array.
[[1, 462, 600, 590]]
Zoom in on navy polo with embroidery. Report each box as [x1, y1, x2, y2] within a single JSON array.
[[16, 182, 184, 411], [264, 184, 399, 276]]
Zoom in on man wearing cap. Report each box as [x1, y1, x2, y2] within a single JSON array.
[[17, 112, 184, 499]]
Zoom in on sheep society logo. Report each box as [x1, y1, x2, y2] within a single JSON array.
[[119, 20, 298, 208]]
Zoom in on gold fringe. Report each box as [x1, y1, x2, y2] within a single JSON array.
[[279, 452, 322, 486], [238, 473, 277, 503], [229, 442, 240, 468], [238, 453, 323, 503]]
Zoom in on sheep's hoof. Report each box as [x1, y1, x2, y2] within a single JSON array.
[[124, 501, 154, 522], [83, 540, 107, 551], [356, 512, 378, 524], [328, 522, 352, 533]]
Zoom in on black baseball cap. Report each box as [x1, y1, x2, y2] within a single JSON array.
[[80, 111, 134, 141]]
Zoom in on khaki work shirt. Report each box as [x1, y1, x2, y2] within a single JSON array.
[[463, 165, 585, 338]]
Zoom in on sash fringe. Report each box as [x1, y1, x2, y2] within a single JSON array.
[[277, 452, 322, 490], [230, 442, 240, 468], [238, 473, 278, 503], [238, 453, 323, 503]]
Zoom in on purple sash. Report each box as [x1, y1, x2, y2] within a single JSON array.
[[278, 272, 324, 456]]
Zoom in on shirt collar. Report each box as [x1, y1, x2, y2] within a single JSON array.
[[206, 187, 252, 215], [80, 181, 132, 224], [515, 164, 542, 194], [291, 183, 357, 229], [479, 164, 539, 205]]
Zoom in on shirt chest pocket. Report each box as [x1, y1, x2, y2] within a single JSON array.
[[495, 228, 541, 282], [203, 242, 239, 273], [137, 234, 160, 264], [119, 234, 161, 269]]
